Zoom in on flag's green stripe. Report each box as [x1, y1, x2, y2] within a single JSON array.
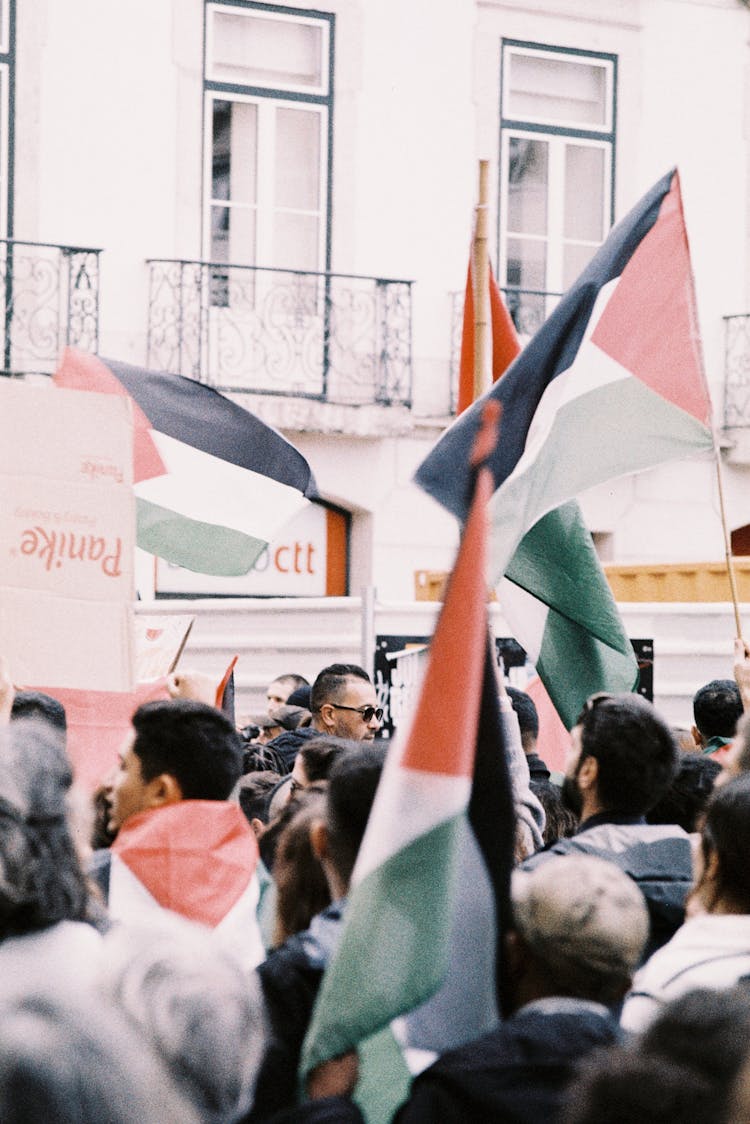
[[136, 497, 267, 577], [489, 376, 713, 581], [536, 607, 639, 730], [506, 502, 633, 656], [301, 815, 464, 1076], [354, 1025, 413, 1124]]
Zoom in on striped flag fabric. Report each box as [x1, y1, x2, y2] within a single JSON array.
[[109, 800, 265, 972], [53, 348, 317, 577], [417, 168, 712, 727], [300, 404, 516, 1124]]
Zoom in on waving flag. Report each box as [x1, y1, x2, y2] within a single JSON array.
[[417, 169, 712, 726], [301, 404, 516, 1124], [54, 348, 317, 577]]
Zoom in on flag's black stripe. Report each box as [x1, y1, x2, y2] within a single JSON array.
[[468, 641, 518, 1015], [415, 168, 675, 519], [105, 358, 318, 498]]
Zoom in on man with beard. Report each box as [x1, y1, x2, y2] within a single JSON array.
[[522, 692, 692, 959]]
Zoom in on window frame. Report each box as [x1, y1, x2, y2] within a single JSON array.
[[202, 0, 334, 273], [497, 39, 617, 305]]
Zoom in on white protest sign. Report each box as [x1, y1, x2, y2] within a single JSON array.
[[0, 381, 135, 690]]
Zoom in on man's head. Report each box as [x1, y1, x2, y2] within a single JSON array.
[[10, 691, 67, 737], [266, 674, 309, 716], [310, 664, 381, 741], [107, 700, 243, 834], [508, 854, 649, 1010], [692, 679, 743, 749], [309, 742, 386, 900], [563, 693, 678, 821], [506, 687, 539, 754]]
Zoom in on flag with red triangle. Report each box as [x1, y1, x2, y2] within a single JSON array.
[[418, 169, 711, 727], [301, 404, 516, 1123]]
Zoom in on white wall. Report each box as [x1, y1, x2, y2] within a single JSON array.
[[10, 0, 750, 600]]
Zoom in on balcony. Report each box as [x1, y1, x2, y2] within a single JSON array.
[[147, 259, 413, 408], [0, 238, 100, 376], [449, 284, 561, 412]]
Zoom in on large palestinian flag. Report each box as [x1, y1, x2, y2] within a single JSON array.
[[417, 169, 712, 726], [301, 404, 516, 1124], [54, 348, 317, 577]]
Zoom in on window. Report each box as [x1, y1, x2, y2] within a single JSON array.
[[203, 2, 333, 274], [498, 41, 616, 338]]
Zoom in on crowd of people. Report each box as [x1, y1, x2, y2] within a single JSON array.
[[4, 644, 750, 1122]]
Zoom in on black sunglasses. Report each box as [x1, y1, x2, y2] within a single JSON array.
[[329, 703, 383, 723]]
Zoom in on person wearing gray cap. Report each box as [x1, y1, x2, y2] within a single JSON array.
[[393, 855, 649, 1124]]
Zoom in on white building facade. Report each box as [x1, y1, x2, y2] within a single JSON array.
[[6, 0, 750, 600]]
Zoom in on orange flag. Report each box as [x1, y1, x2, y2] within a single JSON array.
[[457, 261, 521, 415]]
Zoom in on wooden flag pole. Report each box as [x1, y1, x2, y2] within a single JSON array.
[[472, 160, 491, 401], [714, 447, 744, 639]]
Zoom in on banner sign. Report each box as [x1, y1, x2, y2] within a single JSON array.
[[0, 382, 135, 690]]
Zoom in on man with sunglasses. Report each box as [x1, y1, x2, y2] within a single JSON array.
[[309, 664, 382, 742], [521, 692, 693, 959]]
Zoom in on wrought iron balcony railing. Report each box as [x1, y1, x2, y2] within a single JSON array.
[[724, 314, 750, 427], [0, 238, 100, 376], [147, 259, 413, 407], [449, 284, 561, 412]]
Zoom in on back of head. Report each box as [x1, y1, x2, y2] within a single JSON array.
[[579, 693, 678, 815], [0, 721, 88, 937], [273, 789, 330, 944], [506, 686, 539, 751], [103, 916, 265, 1122], [325, 742, 387, 891], [311, 663, 370, 712], [700, 774, 750, 912], [511, 854, 649, 1005], [640, 986, 750, 1090], [693, 679, 742, 740], [131, 699, 243, 801], [10, 691, 66, 736], [646, 754, 721, 833], [237, 771, 282, 826], [299, 735, 354, 783]]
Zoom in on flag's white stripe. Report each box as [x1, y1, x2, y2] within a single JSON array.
[[109, 853, 162, 922], [214, 874, 264, 972], [137, 431, 308, 536], [353, 765, 471, 887], [498, 577, 547, 663]]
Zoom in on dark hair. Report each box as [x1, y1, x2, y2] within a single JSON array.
[[310, 664, 371, 714], [578, 694, 678, 816], [237, 771, 282, 826], [10, 691, 66, 734], [530, 779, 578, 844], [0, 721, 89, 937], [272, 790, 330, 945], [701, 774, 750, 912], [325, 743, 386, 888], [299, 736, 354, 783], [270, 673, 309, 694], [647, 754, 721, 833], [131, 700, 242, 802], [693, 679, 742, 739], [506, 687, 539, 750], [568, 986, 750, 1124]]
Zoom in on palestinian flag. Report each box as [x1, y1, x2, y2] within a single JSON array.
[[109, 800, 265, 971], [417, 169, 712, 727], [301, 404, 516, 1124], [53, 348, 317, 577]]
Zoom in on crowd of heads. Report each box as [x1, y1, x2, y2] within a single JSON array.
[[4, 646, 750, 1123]]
